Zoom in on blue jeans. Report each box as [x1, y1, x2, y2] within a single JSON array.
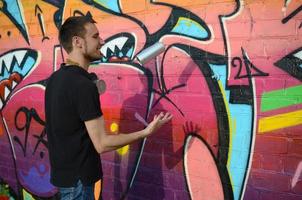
[[59, 180, 95, 200]]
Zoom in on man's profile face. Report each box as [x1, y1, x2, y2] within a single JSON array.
[[82, 22, 104, 61]]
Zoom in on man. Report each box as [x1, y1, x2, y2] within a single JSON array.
[[45, 16, 172, 200]]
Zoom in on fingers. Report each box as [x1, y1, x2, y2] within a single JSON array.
[[153, 114, 158, 121], [156, 112, 173, 124], [145, 112, 172, 136], [165, 112, 173, 120], [154, 112, 164, 121], [159, 112, 164, 118], [161, 112, 173, 122], [150, 112, 172, 127]]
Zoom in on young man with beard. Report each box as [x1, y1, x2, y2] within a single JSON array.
[[45, 16, 172, 199]]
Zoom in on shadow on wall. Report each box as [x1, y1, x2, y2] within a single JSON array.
[[110, 73, 186, 200]]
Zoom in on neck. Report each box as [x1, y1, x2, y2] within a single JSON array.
[[66, 52, 90, 71]]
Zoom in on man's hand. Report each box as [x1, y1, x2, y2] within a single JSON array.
[[85, 113, 172, 153], [144, 112, 173, 137]]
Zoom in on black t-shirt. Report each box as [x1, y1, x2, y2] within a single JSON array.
[[45, 64, 103, 187]]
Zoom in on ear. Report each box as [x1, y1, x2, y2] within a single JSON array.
[[72, 36, 83, 49]]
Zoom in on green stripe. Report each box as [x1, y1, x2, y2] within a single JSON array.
[[261, 85, 302, 112]]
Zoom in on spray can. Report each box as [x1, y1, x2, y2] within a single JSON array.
[[136, 42, 165, 64]]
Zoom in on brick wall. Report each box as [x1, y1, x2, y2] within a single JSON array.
[[0, 0, 301, 199]]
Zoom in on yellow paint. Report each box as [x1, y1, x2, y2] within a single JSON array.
[[94, 180, 102, 200], [109, 122, 129, 155], [23, 189, 35, 200], [217, 81, 233, 163], [117, 145, 129, 155], [110, 122, 119, 133], [232, 120, 236, 136], [217, 80, 235, 188], [176, 17, 202, 29], [258, 110, 302, 133]]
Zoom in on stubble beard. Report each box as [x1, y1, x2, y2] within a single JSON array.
[[85, 53, 101, 62], [83, 40, 102, 62]]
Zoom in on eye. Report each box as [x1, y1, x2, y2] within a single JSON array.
[[274, 47, 302, 81]]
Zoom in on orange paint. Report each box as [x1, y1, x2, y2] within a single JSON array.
[[184, 135, 224, 200], [0, 126, 3, 137], [94, 180, 102, 200]]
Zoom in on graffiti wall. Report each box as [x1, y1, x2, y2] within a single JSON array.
[[0, 0, 301, 199]]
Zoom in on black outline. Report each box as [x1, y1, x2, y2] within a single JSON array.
[[275, 47, 302, 81], [35, 4, 50, 42], [101, 32, 136, 62], [282, 5, 302, 24], [232, 48, 269, 79], [0, 0, 30, 44]]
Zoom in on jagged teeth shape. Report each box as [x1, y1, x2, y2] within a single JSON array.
[[4, 86, 10, 100], [12, 80, 18, 89], [100, 36, 128, 56], [294, 50, 302, 59], [14, 50, 27, 66], [0, 50, 27, 73]]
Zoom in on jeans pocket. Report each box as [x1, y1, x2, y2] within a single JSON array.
[[59, 187, 75, 200], [59, 180, 86, 200]]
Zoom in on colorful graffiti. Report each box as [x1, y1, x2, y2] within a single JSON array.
[[0, 0, 301, 199]]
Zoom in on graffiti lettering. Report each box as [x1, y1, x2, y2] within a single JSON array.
[[14, 107, 47, 158]]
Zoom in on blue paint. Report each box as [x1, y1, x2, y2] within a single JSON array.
[[102, 57, 107, 62], [171, 17, 208, 39], [0, 64, 10, 80], [39, 163, 46, 173], [5, 0, 26, 28], [126, 47, 134, 58], [0, 50, 37, 82], [209, 64, 253, 200], [18, 165, 56, 194], [93, 0, 121, 13], [12, 57, 35, 77], [4, 0, 27, 35]]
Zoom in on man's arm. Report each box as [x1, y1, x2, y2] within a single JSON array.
[[85, 112, 172, 154]]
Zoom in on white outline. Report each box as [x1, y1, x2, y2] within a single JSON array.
[[220, 0, 244, 80], [240, 77, 257, 200]]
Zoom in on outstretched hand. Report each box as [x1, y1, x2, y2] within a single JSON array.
[[144, 112, 173, 137]]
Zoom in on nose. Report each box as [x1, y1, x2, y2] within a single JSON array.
[[99, 37, 105, 45]]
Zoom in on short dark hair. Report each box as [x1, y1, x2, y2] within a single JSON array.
[[59, 16, 96, 53]]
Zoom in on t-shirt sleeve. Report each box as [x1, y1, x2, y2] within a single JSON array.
[[74, 81, 103, 121]]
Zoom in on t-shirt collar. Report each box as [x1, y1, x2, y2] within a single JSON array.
[[61, 63, 92, 80]]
